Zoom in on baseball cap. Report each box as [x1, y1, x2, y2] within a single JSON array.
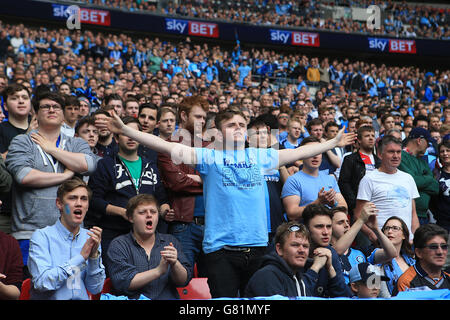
[[349, 263, 389, 284], [408, 127, 433, 142]]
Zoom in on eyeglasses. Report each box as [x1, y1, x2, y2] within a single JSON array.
[[382, 226, 402, 232], [39, 104, 62, 111], [422, 243, 448, 251]]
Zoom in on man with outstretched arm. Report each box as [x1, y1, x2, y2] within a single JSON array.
[[96, 107, 356, 298]]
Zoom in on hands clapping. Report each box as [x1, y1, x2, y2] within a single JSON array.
[[80, 226, 102, 260], [157, 242, 178, 276]]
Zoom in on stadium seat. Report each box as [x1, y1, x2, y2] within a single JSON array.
[[20, 277, 112, 300], [19, 278, 31, 300], [89, 277, 113, 300], [193, 263, 199, 278], [177, 278, 211, 300]]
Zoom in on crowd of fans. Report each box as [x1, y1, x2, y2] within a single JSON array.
[[0, 14, 449, 301], [68, 0, 450, 39]]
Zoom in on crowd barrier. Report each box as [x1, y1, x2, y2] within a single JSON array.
[[98, 289, 450, 300], [0, 0, 449, 58]]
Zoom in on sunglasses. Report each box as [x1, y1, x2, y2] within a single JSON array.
[[288, 224, 304, 232], [422, 243, 448, 251]]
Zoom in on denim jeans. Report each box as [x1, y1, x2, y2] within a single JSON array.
[[204, 246, 267, 298], [169, 221, 204, 275]]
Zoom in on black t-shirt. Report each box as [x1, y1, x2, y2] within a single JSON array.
[[0, 121, 27, 153]]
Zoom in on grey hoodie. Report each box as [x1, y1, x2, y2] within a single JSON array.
[[5, 130, 96, 240]]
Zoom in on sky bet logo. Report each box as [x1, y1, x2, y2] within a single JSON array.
[[368, 37, 416, 54], [52, 4, 110, 26], [270, 29, 320, 47], [166, 19, 187, 34], [270, 30, 291, 44], [165, 19, 219, 38]]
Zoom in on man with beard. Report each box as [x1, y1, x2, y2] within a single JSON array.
[[157, 96, 209, 275], [137, 103, 159, 163], [93, 109, 118, 158]]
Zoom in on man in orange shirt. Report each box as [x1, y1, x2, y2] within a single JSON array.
[[394, 224, 450, 294]]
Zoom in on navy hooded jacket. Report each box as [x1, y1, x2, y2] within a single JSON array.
[[245, 251, 313, 298], [86, 154, 168, 236]]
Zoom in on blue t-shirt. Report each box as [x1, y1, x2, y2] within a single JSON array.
[[339, 248, 367, 284], [195, 147, 278, 254], [281, 170, 340, 207], [237, 65, 251, 84]]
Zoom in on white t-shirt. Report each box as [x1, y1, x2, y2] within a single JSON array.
[[357, 169, 419, 239]]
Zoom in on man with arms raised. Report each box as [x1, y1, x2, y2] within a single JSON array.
[[96, 107, 355, 298]]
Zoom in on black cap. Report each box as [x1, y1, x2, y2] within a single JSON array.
[[408, 127, 433, 142], [349, 263, 389, 284]]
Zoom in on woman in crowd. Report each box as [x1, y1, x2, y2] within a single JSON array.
[[367, 216, 416, 297]]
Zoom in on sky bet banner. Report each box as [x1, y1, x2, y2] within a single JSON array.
[[165, 18, 219, 38], [52, 4, 111, 26], [368, 37, 416, 54], [269, 29, 320, 47]]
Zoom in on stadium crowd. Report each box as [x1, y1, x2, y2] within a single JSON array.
[[0, 12, 449, 300], [69, 0, 450, 39]]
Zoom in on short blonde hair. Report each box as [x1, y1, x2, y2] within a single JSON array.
[[126, 194, 159, 219]]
